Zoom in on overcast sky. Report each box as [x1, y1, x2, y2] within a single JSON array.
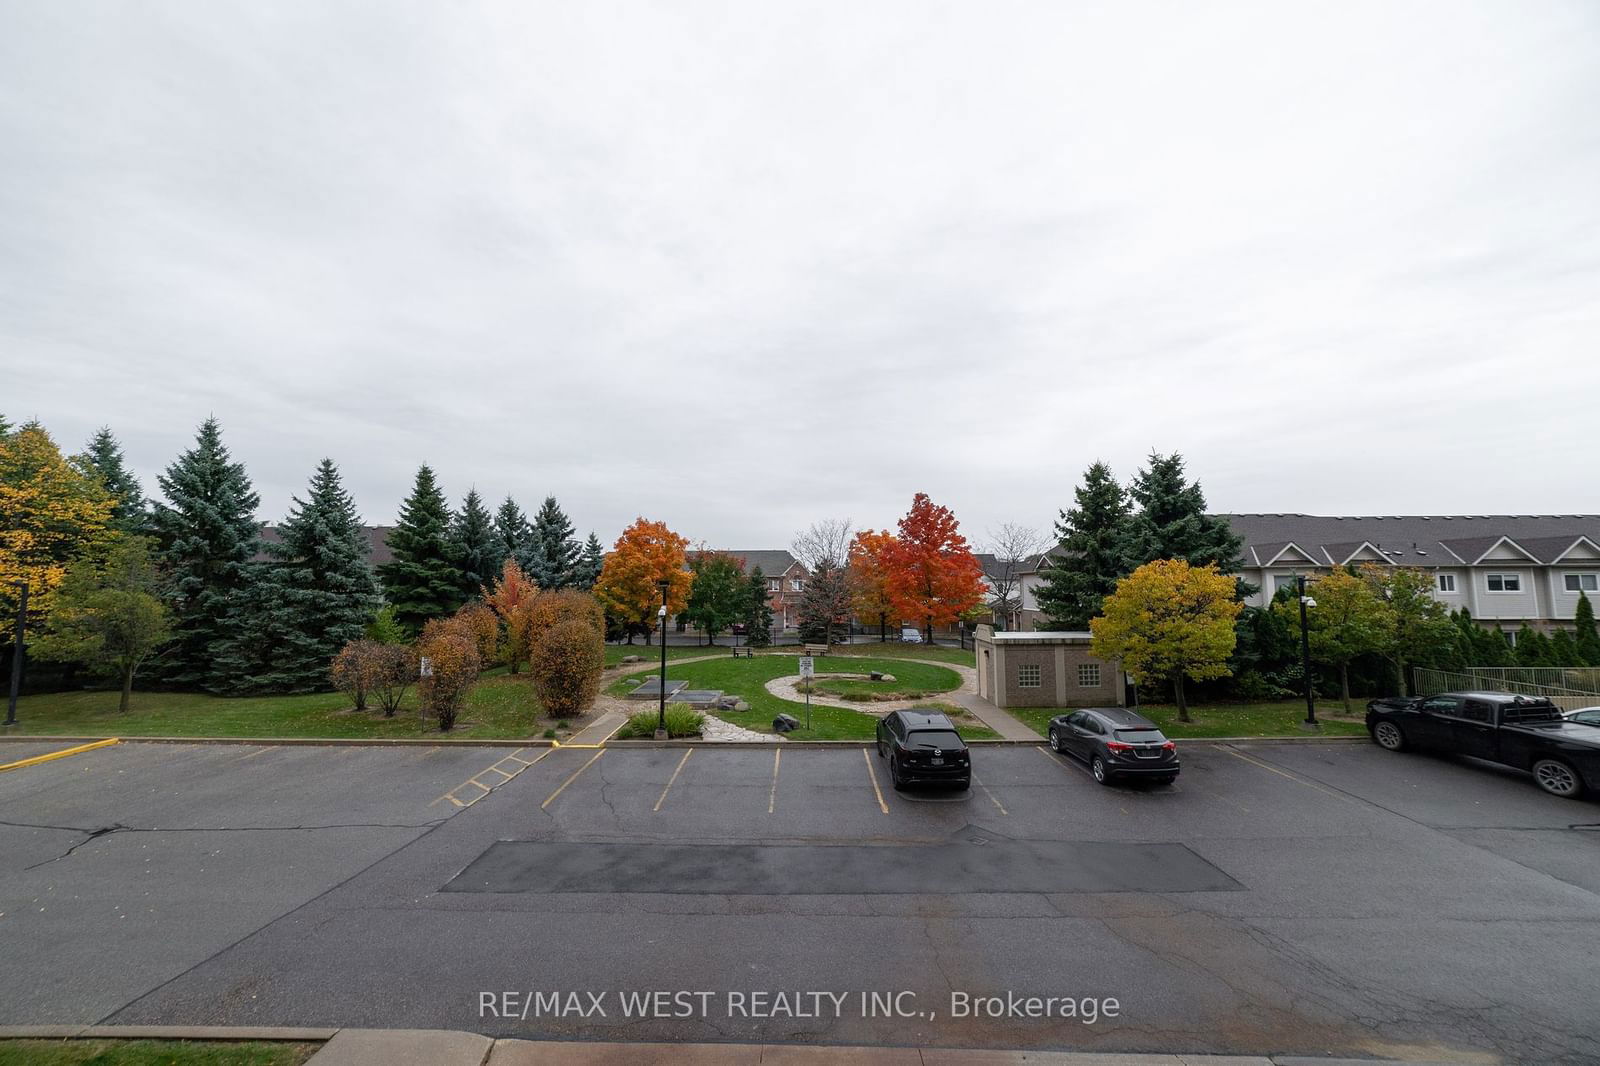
[[4, 1, 1598, 550]]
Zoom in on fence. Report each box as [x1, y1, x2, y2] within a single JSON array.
[[1412, 666, 1600, 711]]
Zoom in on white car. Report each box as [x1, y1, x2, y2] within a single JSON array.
[[899, 627, 923, 644], [1563, 706, 1600, 728]]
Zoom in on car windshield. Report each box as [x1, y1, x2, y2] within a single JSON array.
[[1113, 727, 1167, 743], [906, 729, 962, 749]]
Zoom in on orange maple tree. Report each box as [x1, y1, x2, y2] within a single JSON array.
[[883, 493, 985, 644], [594, 518, 694, 639], [847, 529, 899, 640]]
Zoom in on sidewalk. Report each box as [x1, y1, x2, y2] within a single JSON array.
[[947, 688, 1043, 742]]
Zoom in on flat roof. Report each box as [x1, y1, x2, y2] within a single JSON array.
[[987, 631, 1093, 643]]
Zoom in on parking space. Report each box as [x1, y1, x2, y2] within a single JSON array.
[[3, 736, 1599, 1061]]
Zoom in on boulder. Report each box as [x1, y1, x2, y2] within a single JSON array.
[[621, 655, 642, 664], [733, 700, 751, 712], [772, 713, 800, 733], [880, 673, 896, 683]]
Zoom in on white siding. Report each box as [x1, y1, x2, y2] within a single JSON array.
[[1475, 568, 1538, 620], [1552, 568, 1600, 619]]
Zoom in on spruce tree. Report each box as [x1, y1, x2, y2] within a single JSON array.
[[1035, 461, 1132, 629], [576, 532, 604, 589], [229, 459, 381, 693], [1514, 626, 1551, 667], [150, 418, 262, 691], [0, 412, 11, 438], [81, 427, 147, 533], [1574, 592, 1600, 666], [493, 496, 532, 572], [377, 465, 461, 632], [1118, 452, 1244, 573], [1548, 628, 1582, 668], [526, 496, 581, 588], [449, 489, 501, 600], [744, 566, 774, 647]]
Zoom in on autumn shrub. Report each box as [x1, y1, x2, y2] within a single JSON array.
[[483, 560, 538, 673], [368, 642, 417, 717], [417, 630, 480, 730], [331, 639, 380, 711], [530, 617, 605, 716], [528, 589, 605, 642], [453, 601, 501, 666], [503, 599, 537, 675]]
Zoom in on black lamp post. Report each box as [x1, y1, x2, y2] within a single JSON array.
[[656, 579, 670, 740], [1298, 575, 1317, 726], [5, 580, 26, 727]]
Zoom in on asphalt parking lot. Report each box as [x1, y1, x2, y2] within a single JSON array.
[[2, 737, 1598, 1063]]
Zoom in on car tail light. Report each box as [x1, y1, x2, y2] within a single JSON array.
[[1105, 741, 1133, 752], [1161, 741, 1176, 751]]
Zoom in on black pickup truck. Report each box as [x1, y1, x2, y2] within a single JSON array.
[[1366, 690, 1600, 798]]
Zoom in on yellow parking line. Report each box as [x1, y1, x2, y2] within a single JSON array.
[[972, 774, 1007, 815], [862, 748, 889, 814], [432, 747, 552, 809], [767, 748, 781, 814], [653, 748, 694, 812], [541, 749, 606, 809], [0, 738, 119, 773]]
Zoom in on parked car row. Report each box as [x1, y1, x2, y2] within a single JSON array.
[[876, 691, 1600, 802]]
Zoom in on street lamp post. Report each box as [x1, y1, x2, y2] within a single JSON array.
[[5, 580, 27, 727], [656, 580, 670, 740], [1298, 575, 1317, 726]]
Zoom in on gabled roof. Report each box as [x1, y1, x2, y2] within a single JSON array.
[[709, 549, 800, 577], [1223, 514, 1600, 568]]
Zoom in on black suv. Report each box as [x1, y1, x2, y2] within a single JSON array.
[[1046, 707, 1179, 786], [875, 709, 970, 790]]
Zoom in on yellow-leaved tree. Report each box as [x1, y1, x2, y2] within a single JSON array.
[[1090, 559, 1241, 722], [0, 422, 115, 633]]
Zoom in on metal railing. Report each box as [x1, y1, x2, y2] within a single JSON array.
[[1413, 666, 1600, 711]]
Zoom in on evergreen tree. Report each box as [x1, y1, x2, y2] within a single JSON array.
[[228, 459, 381, 693], [575, 532, 604, 589], [1548, 628, 1582, 668], [80, 427, 147, 533], [377, 465, 461, 632], [448, 489, 501, 600], [1514, 625, 1551, 667], [1035, 461, 1132, 629], [798, 566, 851, 644], [1119, 452, 1244, 574], [150, 418, 262, 691], [0, 412, 11, 438], [744, 566, 774, 647], [493, 496, 532, 573], [1575, 592, 1600, 666], [525, 496, 581, 588]]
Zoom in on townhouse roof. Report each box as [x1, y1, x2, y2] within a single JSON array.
[[1222, 514, 1600, 568], [688, 549, 800, 577]]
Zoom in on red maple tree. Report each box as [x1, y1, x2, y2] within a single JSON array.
[[884, 493, 986, 644]]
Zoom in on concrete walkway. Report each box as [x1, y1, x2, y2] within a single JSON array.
[[296, 1030, 1472, 1065]]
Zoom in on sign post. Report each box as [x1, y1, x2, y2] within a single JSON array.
[[798, 655, 814, 730]]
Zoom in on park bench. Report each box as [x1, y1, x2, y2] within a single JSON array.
[[803, 643, 828, 657]]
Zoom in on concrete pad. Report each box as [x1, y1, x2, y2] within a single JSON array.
[[307, 1028, 491, 1066], [490, 1039, 759, 1064]]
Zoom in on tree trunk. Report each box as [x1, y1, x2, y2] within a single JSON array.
[[119, 665, 134, 714], [925, 617, 933, 646], [879, 613, 886, 642], [1340, 663, 1352, 714], [1173, 676, 1190, 723]]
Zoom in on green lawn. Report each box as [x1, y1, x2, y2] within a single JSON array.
[[823, 642, 974, 665], [0, 1040, 315, 1066], [801, 660, 964, 701], [4, 668, 564, 740], [609, 655, 994, 741], [1006, 701, 1369, 740], [604, 644, 725, 666]]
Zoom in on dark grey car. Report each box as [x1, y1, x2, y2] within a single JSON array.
[[1046, 707, 1179, 786]]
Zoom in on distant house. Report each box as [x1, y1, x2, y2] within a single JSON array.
[[690, 549, 810, 632], [1013, 515, 1600, 639]]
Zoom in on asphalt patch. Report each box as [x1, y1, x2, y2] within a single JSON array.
[[443, 837, 1243, 895]]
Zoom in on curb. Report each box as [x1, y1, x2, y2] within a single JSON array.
[[0, 737, 121, 771]]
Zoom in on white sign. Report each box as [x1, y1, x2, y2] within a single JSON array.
[[419, 656, 433, 678], [798, 656, 814, 679]]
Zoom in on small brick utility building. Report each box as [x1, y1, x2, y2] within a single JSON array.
[[973, 626, 1125, 709]]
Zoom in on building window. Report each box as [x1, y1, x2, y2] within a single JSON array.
[[1273, 575, 1302, 594], [767, 579, 780, 593], [1078, 663, 1100, 687], [1017, 664, 1041, 688], [1436, 574, 1456, 593], [1563, 573, 1599, 593], [1486, 574, 1521, 592], [790, 579, 805, 593]]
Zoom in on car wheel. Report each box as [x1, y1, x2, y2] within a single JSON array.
[[1090, 756, 1111, 786], [1532, 758, 1584, 799], [1155, 774, 1177, 786], [1048, 728, 1061, 752], [889, 757, 906, 791], [956, 778, 970, 791], [876, 739, 886, 758], [1372, 720, 1407, 752]]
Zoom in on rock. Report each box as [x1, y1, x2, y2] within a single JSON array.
[[621, 655, 642, 664], [870, 671, 884, 681], [880, 673, 896, 683], [772, 713, 800, 733], [716, 696, 740, 710], [733, 700, 750, 712]]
